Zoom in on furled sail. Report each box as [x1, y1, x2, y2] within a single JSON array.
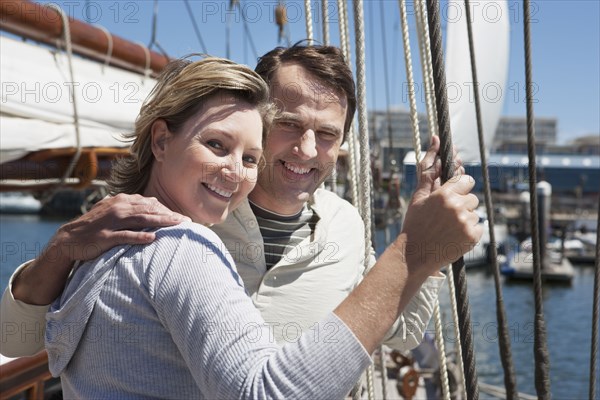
[[445, 0, 510, 163], [0, 35, 156, 164]]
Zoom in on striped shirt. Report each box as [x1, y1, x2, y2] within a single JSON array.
[[249, 201, 320, 269]]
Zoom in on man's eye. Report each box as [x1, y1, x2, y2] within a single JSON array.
[[278, 121, 299, 129]]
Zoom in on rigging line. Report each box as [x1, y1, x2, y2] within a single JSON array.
[[416, 2, 466, 395], [400, 2, 448, 398], [353, 3, 376, 399], [522, 0, 551, 397], [146, 1, 170, 60], [397, 0, 420, 164], [336, 0, 360, 211], [239, 0, 259, 61], [590, 199, 600, 400], [41, 4, 82, 204], [352, 0, 374, 276], [368, 1, 377, 112], [433, 303, 451, 400], [304, 0, 314, 43], [463, 0, 518, 398], [414, 1, 438, 138], [183, 0, 208, 54], [321, 0, 330, 45], [379, 1, 395, 166], [424, 1, 480, 399]]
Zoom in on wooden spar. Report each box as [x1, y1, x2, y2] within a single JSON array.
[[0, 0, 169, 75]]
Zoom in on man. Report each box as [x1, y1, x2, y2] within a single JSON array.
[[2, 45, 473, 355]]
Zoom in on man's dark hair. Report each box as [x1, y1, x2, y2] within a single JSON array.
[[255, 43, 356, 142]]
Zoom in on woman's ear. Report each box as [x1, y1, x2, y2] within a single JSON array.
[[151, 119, 170, 162]]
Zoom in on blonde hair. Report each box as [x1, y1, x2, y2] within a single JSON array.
[[109, 56, 274, 195]]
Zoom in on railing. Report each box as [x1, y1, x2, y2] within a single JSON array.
[[0, 352, 60, 400]]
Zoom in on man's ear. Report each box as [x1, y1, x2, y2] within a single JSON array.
[[151, 119, 170, 162]]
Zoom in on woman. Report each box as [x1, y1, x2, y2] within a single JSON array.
[[15, 56, 481, 399]]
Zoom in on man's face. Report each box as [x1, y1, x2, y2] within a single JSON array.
[[249, 63, 347, 215]]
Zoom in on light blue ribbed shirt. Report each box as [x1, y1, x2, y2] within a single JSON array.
[[45, 221, 371, 399]]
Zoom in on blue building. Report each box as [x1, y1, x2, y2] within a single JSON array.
[[402, 153, 600, 196]]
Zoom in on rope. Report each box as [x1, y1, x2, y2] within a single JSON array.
[[353, 3, 376, 399], [320, 0, 334, 191], [590, 199, 600, 399], [336, 0, 360, 209], [414, 1, 464, 395], [433, 303, 451, 400], [304, 0, 314, 43], [445, 263, 466, 397], [146, 0, 169, 60], [93, 25, 113, 72], [398, 0, 421, 160], [462, 1, 518, 397], [414, 0, 438, 137], [321, 0, 330, 45], [239, 1, 259, 60], [425, 1, 479, 399], [340, 0, 352, 67], [522, 1, 551, 397], [40, 4, 82, 205], [183, 0, 208, 53], [378, 1, 395, 165], [377, 346, 388, 399], [352, 0, 372, 284], [399, 2, 451, 399], [135, 41, 152, 81]]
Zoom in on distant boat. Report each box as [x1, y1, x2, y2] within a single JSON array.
[[0, 192, 41, 214], [501, 238, 575, 282], [560, 218, 597, 264]]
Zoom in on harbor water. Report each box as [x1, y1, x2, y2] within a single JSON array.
[[1, 214, 598, 399]]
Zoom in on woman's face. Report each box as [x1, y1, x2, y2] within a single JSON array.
[[147, 95, 263, 225]]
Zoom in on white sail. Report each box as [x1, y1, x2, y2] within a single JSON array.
[[0, 35, 156, 163], [445, 0, 510, 163]]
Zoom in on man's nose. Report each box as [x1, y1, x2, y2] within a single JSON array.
[[293, 129, 318, 160]]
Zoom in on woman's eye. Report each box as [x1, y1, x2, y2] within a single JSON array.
[[207, 140, 223, 150], [243, 155, 258, 165]]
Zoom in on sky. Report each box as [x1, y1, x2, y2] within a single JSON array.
[[33, 0, 600, 144]]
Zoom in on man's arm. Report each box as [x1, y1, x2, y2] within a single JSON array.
[[337, 170, 481, 353], [11, 194, 188, 305], [374, 136, 463, 350], [0, 194, 187, 358]]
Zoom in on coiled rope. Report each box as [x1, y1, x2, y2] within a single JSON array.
[[425, 1, 479, 398], [522, 0, 551, 397], [462, 0, 518, 398], [40, 4, 82, 205], [590, 199, 600, 399]]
